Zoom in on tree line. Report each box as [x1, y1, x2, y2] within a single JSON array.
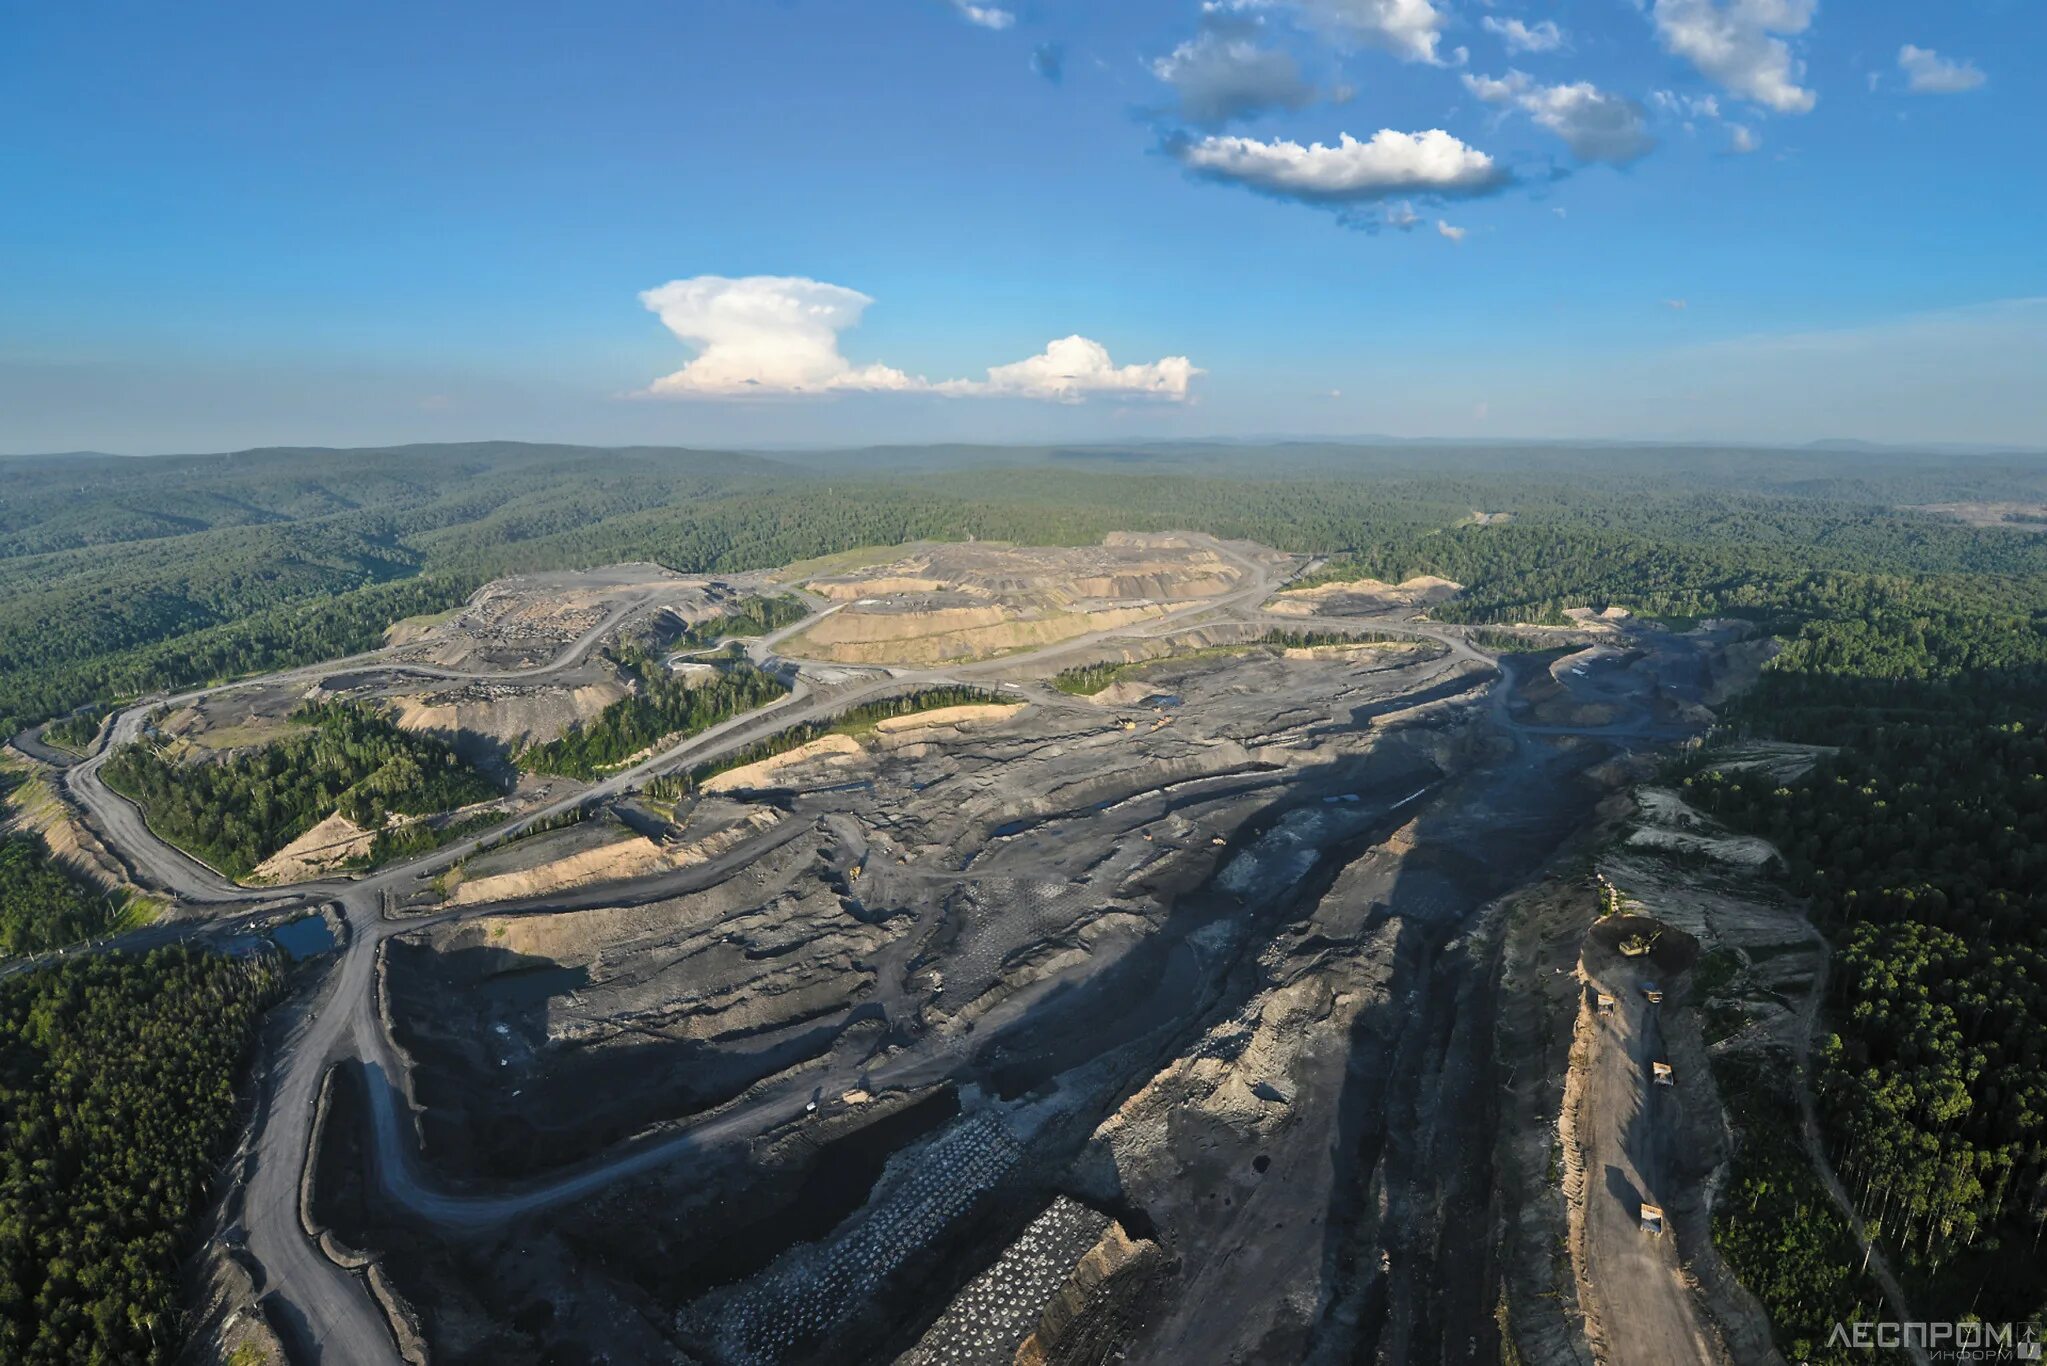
[[515, 652, 790, 779]]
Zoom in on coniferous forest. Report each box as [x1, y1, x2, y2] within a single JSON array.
[[515, 652, 791, 778], [0, 948, 283, 1365], [101, 700, 499, 878]]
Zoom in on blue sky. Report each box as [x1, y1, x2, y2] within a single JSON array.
[[2, 0, 2040, 453]]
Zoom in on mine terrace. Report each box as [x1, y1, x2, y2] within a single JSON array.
[[41, 532, 1766, 1365]]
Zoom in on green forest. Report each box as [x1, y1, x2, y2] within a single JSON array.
[[0, 948, 283, 1365], [1709, 1060, 1905, 1365], [0, 832, 125, 957], [1684, 711, 2047, 1317], [101, 700, 499, 878], [514, 651, 790, 778]]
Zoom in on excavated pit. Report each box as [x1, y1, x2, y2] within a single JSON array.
[[314, 605, 1735, 1365]]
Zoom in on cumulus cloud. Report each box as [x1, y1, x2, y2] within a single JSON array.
[[1152, 19, 1314, 127], [1728, 123, 1760, 153], [1898, 45, 1986, 95], [1437, 219, 1467, 241], [1465, 71, 1655, 165], [947, 1, 1014, 31], [637, 277, 1197, 403], [938, 336, 1202, 403], [1174, 127, 1508, 204], [1384, 200, 1424, 230], [1232, 0, 1451, 65], [1482, 17, 1566, 54], [1650, 0, 1816, 114], [640, 277, 916, 397]]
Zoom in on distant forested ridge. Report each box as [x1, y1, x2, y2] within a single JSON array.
[[24, 438, 2045, 737]]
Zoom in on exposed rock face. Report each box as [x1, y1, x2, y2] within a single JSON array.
[[1, 754, 142, 897], [789, 603, 1166, 666], [444, 808, 778, 905], [389, 676, 629, 754], [1266, 574, 1462, 617], [252, 811, 377, 883], [1084, 845, 1407, 1363], [701, 735, 864, 793]]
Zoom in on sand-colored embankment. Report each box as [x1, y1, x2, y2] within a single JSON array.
[[787, 604, 1166, 665], [871, 702, 1026, 734], [806, 576, 961, 602], [391, 680, 628, 752], [1266, 574, 1461, 616], [700, 734, 865, 793], [253, 812, 378, 884], [0, 755, 140, 897], [1278, 641, 1419, 661], [796, 604, 1013, 645], [699, 705, 1026, 791], [447, 809, 778, 907], [1078, 680, 1164, 707], [1562, 606, 1630, 631], [384, 609, 461, 649], [1061, 568, 1237, 602]]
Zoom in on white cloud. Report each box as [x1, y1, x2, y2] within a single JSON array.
[[947, 1, 1014, 31], [1234, 0, 1451, 65], [640, 277, 915, 397], [1465, 71, 1655, 165], [638, 276, 1197, 403], [1650, 89, 1721, 120], [1152, 23, 1315, 127], [939, 336, 1203, 403], [1175, 127, 1508, 202], [1650, 0, 1816, 115], [1482, 17, 1566, 54], [1728, 123, 1760, 153], [1384, 200, 1424, 230], [1437, 219, 1467, 241], [1665, 298, 1689, 311], [1898, 45, 1986, 95]]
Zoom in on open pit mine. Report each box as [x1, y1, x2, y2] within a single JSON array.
[[41, 534, 1774, 1365]]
